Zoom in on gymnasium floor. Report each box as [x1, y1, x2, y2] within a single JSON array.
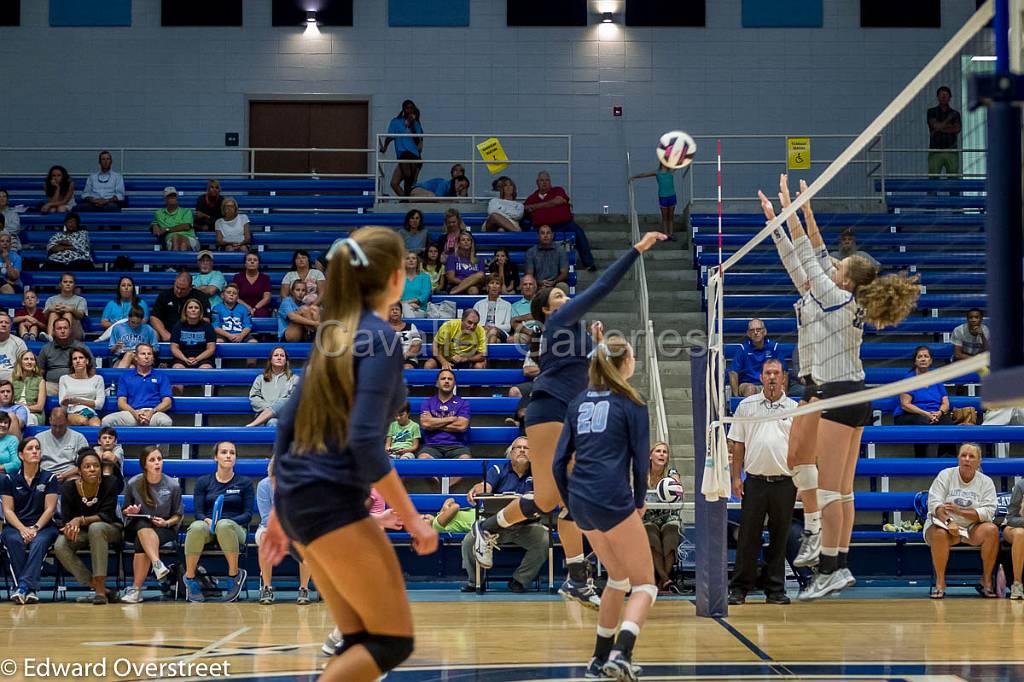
[[2, 587, 1022, 681]]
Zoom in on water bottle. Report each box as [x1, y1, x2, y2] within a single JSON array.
[[997, 564, 1007, 598]]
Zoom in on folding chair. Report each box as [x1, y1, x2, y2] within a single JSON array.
[[472, 494, 555, 594]]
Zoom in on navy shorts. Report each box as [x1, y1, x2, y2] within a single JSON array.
[[276, 481, 370, 546], [568, 493, 633, 533], [658, 195, 677, 208], [819, 380, 872, 428], [523, 391, 567, 428]]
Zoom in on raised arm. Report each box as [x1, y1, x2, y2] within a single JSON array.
[[759, 190, 808, 294], [795, 233, 848, 308]]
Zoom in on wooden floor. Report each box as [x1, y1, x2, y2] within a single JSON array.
[[1, 593, 1023, 680]]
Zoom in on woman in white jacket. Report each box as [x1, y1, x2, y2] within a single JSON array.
[[924, 442, 999, 599], [472, 276, 513, 343], [248, 347, 298, 420]]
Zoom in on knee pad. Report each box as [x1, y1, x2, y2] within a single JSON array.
[[632, 583, 658, 606], [841, 493, 855, 504], [605, 576, 630, 592], [361, 634, 415, 673], [519, 495, 542, 520], [817, 489, 842, 509], [792, 464, 818, 492]]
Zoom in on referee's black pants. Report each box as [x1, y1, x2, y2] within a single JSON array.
[[730, 475, 796, 596]]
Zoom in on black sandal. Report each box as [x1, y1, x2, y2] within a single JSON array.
[[977, 584, 998, 598], [929, 586, 945, 599]]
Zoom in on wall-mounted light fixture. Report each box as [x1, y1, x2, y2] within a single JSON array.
[[304, 10, 320, 36], [601, 11, 614, 23]]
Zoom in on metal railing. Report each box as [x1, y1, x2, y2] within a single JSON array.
[[373, 133, 571, 207], [625, 150, 670, 446]]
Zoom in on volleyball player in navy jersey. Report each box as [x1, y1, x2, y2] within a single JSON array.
[[553, 331, 652, 681], [259, 227, 438, 682], [472, 231, 665, 607]]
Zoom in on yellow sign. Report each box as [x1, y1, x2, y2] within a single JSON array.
[[476, 137, 509, 174], [787, 137, 811, 170]]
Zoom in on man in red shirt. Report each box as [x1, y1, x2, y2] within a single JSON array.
[[523, 171, 596, 271]]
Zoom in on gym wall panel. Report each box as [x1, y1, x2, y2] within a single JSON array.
[[742, 0, 822, 28], [389, 0, 469, 27], [50, 0, 131, 27]]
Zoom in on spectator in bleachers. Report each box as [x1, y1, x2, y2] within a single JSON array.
[[193, 250, 227, 309], [401, 252, 432, 318], [474, 276, 513, 343], [446, 231, 486, 295], [183, 441, 253, 603], [53, 449, 123, 604], [729, 318, 785, 398], [59, 348, 104, 427], [834, 228, 879, 270], [151, 187, 198, 252], [194, 178, 224, 232], [399, 209, 428, 252], [120, 446, 182, 603], [249, 346, 298, 420], [170, 298, 217, 369], [381, 99, 424, 196], [486, 247, 521, 295], [100, 276, 149, 330], [39, 318, 90, 396], [38, 407, 89, 481], [0, 413, 18, 474], [80, 151, 125, 213], [0, 233, 21, 294], [0, 312, 27, 381], [281, 249, 325, 307], [894, 346, 954, 457], [386, 402, 422, 459], [213, 283, 254, 344], [524, 225, 569, 290], [109, 306, 158, 369], [101, 344, 173, 427], [45, 212, 93, 272], [523, 171, 595, 271], [0, 189, 23, 250], [94, 426, 124, 478], [13, 350, 45, 426], [14, 290, 47, 341], [41, 165, 76, 214], [426, 310, 487, 370], [44, 272, 87, 340], [462, 436, 547, 593], [484, 177, 524, 232], [511, 274, 539, 342], [1003, 477, 1024, 599], [0, 380, 26, 440], [231, 251, 273, 319], [256, 458, 313, 605], [387, 302, 423, 369], [214, 197, 250, 252], [421, 244, 446, 294], [418, 369, 472, 469], [278, 280, 321, 342], [411, 174, 470, 198], [952, 308, 989, 361], [0, 437, 59, 604], [645, 441, 683, 593], [150, 270, 212, 342], [924, 442, 998, 598], [927, 85, 962, 181], [436, 208, 468, 257]]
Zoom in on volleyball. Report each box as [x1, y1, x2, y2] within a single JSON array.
[[656, 130, 696, 169], [656, 477, 684, 503]]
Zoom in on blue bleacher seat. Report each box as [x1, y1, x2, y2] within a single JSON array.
[[886, 195, 986, 210], [706, 271, 986, 288], [690, 212, 985, 231], [722, 316, 965, 336], [694, 232, 987, 248], [721, 293, 986, 311], [875, 178, 985, 193], [728, 395, 980, 414], [698, 251, 984, 267], [19, 212, 489, 228], [0, 177, 376, 193], [724, 341, 953, 361]]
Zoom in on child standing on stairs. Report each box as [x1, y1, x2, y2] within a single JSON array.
[[630, 163, 678, 240]]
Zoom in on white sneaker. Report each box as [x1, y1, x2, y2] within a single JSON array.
[[1011, 582, 1024, 600], [838, 568, 856, 589], [472, 521, 499, 569], [120, 586, 143, 604], [152, 559, 170, 581], [793, 530, 821, 568], [321, 628, 342, 656], [798, 570, 847, 602]]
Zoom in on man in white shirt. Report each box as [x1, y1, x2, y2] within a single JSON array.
[[473, 276, 513, 343], [80, 150, 126, 212], [38, 407, 90, 482], [0, 312, 27, 382], [727, 359, 798, 605]]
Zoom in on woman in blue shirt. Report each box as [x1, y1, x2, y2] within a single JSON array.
[[380, 99, 423, 197], [894, 346, 954, 457], [0, 437, 59, 604], [100, 276, 149, 330], [261, 228, 437, 680]]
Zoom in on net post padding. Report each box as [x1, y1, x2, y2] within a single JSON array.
[[701, 270, 731, 502]]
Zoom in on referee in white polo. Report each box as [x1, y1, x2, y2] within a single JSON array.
[[727, 358, 798, 605]]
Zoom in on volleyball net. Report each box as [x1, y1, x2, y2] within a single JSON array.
[[700, 0, 998, 503]]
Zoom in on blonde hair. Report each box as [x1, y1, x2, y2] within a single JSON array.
[[443, 207, 464, 232], [844, 256, 921, 330], [457, 230, 478, 266], [587, 331, 644, 406], [648, 441, 671, 485], [12, 350, 41, 382], [293, 227, 405, 453]]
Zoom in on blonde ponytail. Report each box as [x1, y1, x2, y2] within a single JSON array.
[[587, 331, 644, 406]]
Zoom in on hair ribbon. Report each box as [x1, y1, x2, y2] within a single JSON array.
[[327, 238, 370, 268], [587, 342, 608, 360]]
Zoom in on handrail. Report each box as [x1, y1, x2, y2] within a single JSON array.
[[625, 151, 670, 446]]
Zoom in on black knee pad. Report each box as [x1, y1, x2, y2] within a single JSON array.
[[519, 495, 542, 520], [335, 631, 368, 656], [362, 634, 414, 672]]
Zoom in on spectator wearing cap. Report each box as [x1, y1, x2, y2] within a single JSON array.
[[524, 225, 568, 289], [214, 197, 250, 251], [194, 179, 224, 232], [523, 171, 596, 271], [80, 151, 125, 212], [425, 310, 487, 370], [44, 213, 93, 271], [100, 343, 173, 427], [730, 318, 786, 398], [151, 188, 198, 252], [150, 270, 212, 343], [44, 272, 88, 341], [952, 308, 989, 362], [834, 228, 879, 270], [192, 250, 227, 309], [473, 276, 513, 343]]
